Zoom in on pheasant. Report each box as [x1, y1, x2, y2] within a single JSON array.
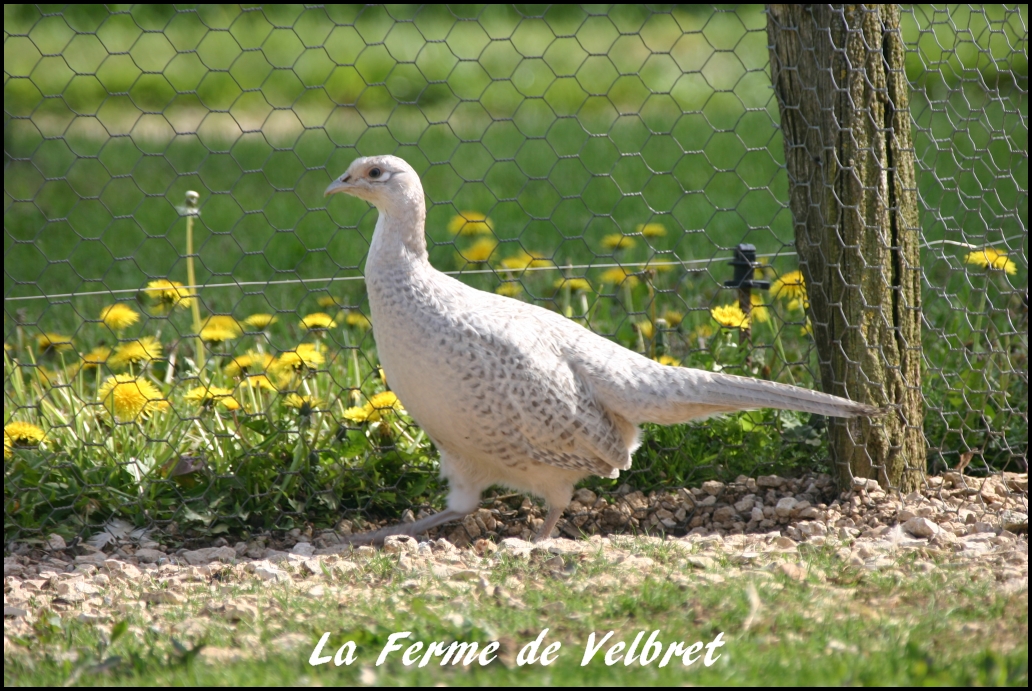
[[325, 155, 875, 543]]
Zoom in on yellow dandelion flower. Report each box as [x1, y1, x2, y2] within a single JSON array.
[[458, 238, 498, 263], [98, 374, 169, 421], [240, 374, 277, 391], [367, 391, 404, 422], [645, 260, 677, 273], [224, 351, 275, 378], [144, 279, 195, 312], [377, 366, 387, 386], [300, 312, 338, 331], [601, 234, 635, 251], [801, 319, 813, 337], [4, 421, 45, 446], [276, 343, 324, 373], [500, 249, 552, 271], [110, 337, 163, 369], [81, 345, 112, 370], [770, 270, 806, 302], [36, 333, 73, 355], [636, 223, 667, 238], [242, 313, 278, 330], [600, 268, 640, 288], [711, 303, 749, 330], [553, 277, 593, 293], [785, 298, 810, 312], [342, 405, 370, 424], [100, 303, 140, 331], [750, 293, 770, 324], [965, 247, 1016, 275], [636, 321, 655, 340], [317, 296, 345, 310], [447, 211, 494, 236], [200, 325, 238, 343], [662, 310, 684, 327], [495, 282, 523, 297], [284, 393, 322, 413], [345, 312, 372, 330], [345, 391, 404, 424], [3, 437, 10, 459], [200, 316, 242, 343], [655, 354, 681, 367], [184, 385, 241, 411]]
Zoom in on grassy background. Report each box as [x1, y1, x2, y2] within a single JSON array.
[[3, 5, 1028, 540], [5, 5, 1025, 313]]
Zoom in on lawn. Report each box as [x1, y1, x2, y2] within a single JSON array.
[[3, 532, 1028, 686]]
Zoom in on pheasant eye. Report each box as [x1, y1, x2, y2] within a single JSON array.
[[369, 167, 382, 179]]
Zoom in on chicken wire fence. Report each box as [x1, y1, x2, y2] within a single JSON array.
[[3, 5, 1027, 546]]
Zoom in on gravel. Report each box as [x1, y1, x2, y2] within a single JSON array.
[[3, 472, 1027, 638]]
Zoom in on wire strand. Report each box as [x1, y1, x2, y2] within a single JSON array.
[[4, 235, 1024, 303]]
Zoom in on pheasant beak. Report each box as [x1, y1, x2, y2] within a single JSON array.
[[324, 174, 352, 197]]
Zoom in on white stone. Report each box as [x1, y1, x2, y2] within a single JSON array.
[[687, 556, 715, 569], [734, 496, 756, 513], [799, 521, 827, 538], [902, 516, 939, 538], [134, 548, 165, 564], [497, 538, 535, 557], [383, 535, 418, 554], [104, 559, 143, 580], [290, 542, 315, 557], [775, 497, 798, 517], [223, 602, 258, 622], [182, 546, 237, 565], [141, 591, 185, 605], [74, 552, 108, 567], [701, 481, 725, 496], [254, 566, 291, 584]]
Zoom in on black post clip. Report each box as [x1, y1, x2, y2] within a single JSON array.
[[723, 244, 770, 290]]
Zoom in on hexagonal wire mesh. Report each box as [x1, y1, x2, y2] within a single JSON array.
[[3, 5, 1027, 545]]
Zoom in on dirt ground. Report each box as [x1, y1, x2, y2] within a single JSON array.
[[5, 472, 1027, 647]]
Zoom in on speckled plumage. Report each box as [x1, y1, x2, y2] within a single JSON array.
[[325, 155, 876, 543]]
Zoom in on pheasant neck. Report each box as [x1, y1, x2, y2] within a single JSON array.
[[366, 188, 430, 273]]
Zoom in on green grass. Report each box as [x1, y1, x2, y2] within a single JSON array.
[[1, 299, 832, 542], [3, 5, 1028, 541], [4, 5, 1025, 314], [3, 539, 1027, 685]]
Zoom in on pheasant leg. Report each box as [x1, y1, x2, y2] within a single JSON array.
[[345, 509, 467, 546]]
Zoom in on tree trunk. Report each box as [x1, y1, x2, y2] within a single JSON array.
[[766, 4, 925, 491]]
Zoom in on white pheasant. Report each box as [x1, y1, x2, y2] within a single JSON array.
[[325, 155, 875, 543]]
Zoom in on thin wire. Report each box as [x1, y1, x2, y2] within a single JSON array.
[[4, 234, 1023, 303], [1, 253, 775, 302]]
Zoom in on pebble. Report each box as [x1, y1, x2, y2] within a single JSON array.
[[1, 471, 1023, 638], [903, 516, 939, 538], [141, 591, 185, 605], [290, 542, 315, 557], [181, 547, 237, 565], [134, 549, 165, 564]]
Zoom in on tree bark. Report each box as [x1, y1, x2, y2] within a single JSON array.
[[766, 4, 924, 491]]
